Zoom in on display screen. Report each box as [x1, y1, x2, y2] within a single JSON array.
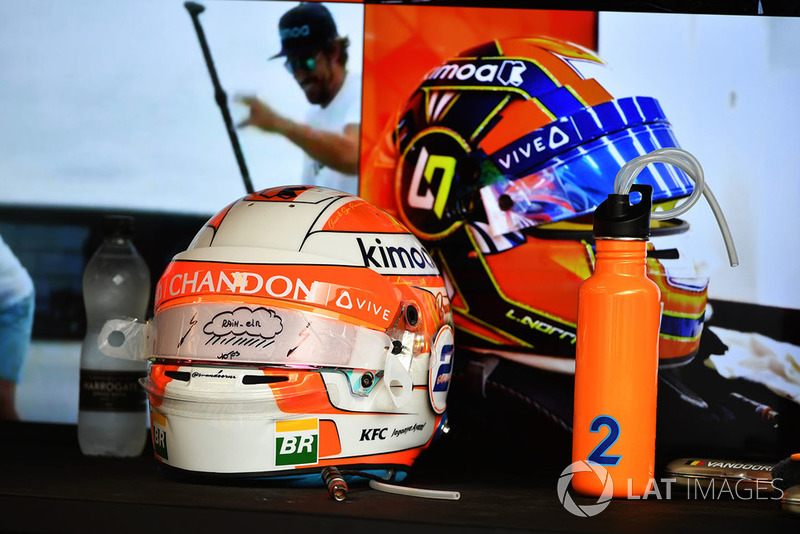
[[1, 1, 797, 461]]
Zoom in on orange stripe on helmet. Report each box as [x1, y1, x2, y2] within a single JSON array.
[[497, 37, 612, 106], [453, 314, 523, 346], [315, 449, 423, 470], [321, 198, 409, 233], [154, 262, 403, 330], [143, 364, 178, 407], [479, 38, 613, 155], [319, 419, 342, 458], [247, 186, 314, 202], [479, 99, 556, 154], [203, 201, 235, 233]]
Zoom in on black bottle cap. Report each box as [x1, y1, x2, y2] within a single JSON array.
[[593, 184, 653, 239], [102, 215, 135, 239]]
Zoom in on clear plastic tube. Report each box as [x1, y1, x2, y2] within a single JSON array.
[[368, 479, 461, 500], [614, 147, 739, 267]]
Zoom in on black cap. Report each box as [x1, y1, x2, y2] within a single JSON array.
[[593, 184, 653, 239], [102, 215, 135, 239], [271, 3, 338, 59]]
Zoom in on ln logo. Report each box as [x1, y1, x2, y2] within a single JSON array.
[[407, 145, 455, 220], [399, 129, 470, 238], [275, 418, 319, 466]]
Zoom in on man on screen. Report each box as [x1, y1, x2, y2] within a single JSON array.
[[237, 2, 361, 194], [0, 233, 34, 420]]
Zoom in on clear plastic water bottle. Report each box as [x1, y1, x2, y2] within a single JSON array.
[[78, 215, 150, 456]]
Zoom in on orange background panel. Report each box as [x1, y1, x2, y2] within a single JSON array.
[[359, 5, 597, 190]]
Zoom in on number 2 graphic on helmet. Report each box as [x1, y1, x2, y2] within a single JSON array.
[[587, 415, 622, 466]]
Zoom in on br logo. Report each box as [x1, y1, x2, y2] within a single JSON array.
[[151, 410, 169, 460], [275, 419, 319, 467], [557, 460, 614, 517], [398, 129, 472, 240]]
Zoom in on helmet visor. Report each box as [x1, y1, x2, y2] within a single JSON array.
[[480, 119, 694, 236], [150, 303, 399, 370]]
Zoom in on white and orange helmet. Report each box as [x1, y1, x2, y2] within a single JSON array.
[[101, 186, 453, 483]]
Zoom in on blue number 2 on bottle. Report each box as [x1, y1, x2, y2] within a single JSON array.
[[587, 415, 622, 466]]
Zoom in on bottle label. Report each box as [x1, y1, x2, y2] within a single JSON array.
[[79, 370, 147, 412]]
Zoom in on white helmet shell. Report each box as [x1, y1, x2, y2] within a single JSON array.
[[101, 186, 454, 481]]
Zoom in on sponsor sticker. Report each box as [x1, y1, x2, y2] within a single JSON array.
[[154, 262, 399, 329], [79, 369, 147, 412], [423, 59, 528, 88], [275, 418, 319, 467], [151, 409, 168, 460]]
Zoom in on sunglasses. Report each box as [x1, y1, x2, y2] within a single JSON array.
[[284, 55, 318, 74]]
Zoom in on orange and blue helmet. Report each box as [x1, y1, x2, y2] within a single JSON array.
[[393, 37, 694, 239], [364, 37, 708, 370]]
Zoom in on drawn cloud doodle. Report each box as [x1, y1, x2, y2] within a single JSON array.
[[203, 307, 284, 340]]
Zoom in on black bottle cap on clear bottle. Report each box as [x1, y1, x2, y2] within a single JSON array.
[[102, 215, 135, 239], [593, 184, 653, 239]]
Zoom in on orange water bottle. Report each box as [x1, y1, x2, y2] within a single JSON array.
[[572, 183, 660, 498]]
